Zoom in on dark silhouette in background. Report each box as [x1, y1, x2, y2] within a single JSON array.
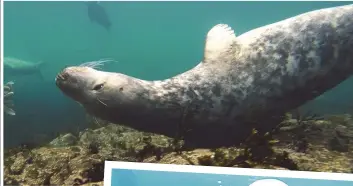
[[86, 1, 112, 31]]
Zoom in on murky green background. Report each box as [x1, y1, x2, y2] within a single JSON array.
[[3, 1, 353, 148]]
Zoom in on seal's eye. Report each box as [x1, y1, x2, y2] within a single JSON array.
[[93, 83, 104, 91]]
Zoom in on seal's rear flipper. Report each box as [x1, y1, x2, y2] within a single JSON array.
[[37, 71, 45, 81], [203, 24, 238, 64], [35, 61, 47, 81]]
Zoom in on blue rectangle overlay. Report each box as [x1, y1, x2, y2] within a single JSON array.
[[104, 161, 353, 186]]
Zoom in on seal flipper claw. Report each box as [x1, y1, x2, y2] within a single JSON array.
[[203, 24, 237, 63]]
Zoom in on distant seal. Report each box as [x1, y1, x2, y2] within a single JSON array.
[[85, 1, 112, 31], [56, 4, 353, 148], [4, 57, 45, 79]]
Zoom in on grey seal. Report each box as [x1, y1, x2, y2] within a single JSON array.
[[85, 1, 111, 31], [56, 4, 353, 148], [4, 57, 46, 79]]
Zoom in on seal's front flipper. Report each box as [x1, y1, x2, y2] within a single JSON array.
[[203, 24, 238, 64]]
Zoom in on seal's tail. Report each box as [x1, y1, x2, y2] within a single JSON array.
[[35, 61, 47, 81]]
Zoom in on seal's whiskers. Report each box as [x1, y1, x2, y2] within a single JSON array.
[[97, 98, 108, 106], [79, 58, 117, 69]]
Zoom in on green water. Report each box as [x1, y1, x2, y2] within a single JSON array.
[[3, 1, 353, 147]]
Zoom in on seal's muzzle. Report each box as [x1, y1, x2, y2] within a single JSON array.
[[55, 67, 87, 103]]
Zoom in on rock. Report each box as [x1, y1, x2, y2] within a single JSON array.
[[9, 152, 29, 175], [4, 115, 353, 185]]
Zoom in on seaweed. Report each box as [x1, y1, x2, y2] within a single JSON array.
[[277, 109, 323, 152], [197, 128, 298, 170], [135, 136, 164, 162]]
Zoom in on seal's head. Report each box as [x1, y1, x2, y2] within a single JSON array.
[[55, 62, 150, 118], [55, 66, 112, 106]]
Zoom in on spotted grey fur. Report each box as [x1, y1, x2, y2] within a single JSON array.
[[56, 4, 353, 148]]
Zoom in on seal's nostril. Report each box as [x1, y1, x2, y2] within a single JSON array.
[[56, 70, 69, 81]]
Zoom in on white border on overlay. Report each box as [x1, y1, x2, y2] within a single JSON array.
[[104, 161, 353, 186]]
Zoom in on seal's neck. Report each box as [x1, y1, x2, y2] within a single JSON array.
[[144, 79, 195, 108], [137, 64, 208, 109], [96, 76, 193, 137]]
